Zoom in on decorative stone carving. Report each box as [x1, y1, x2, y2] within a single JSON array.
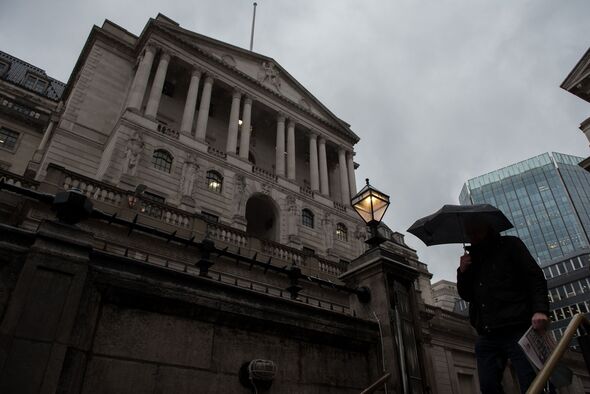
[[180, 154, 199, 197], [286, 194, 297, 214], [122, 131, 144, 176], [258, 61, 281, 92], [323, 213, 334, 251], [299, 99, 311, 111], [221, 54, 237, 67], [261, 182, 271, 195], [234, 174, 247, 214]]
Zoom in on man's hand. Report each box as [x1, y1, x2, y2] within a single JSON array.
[[532, 312, 549, 331], [459, 253, 472, 273]]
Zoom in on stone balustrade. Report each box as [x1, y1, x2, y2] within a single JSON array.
[[139, 197, 191, 228], [299, 185, 314, 198], [333, 201, 347, 212], [261, 239, 304, 266], [207, 146, 227, 158], [156, 122, 179, 139], [0, 169, 39, 190], [206, 221, 249, 248], [62, 171, 124, 206], [317, 257, 347, 277], [252, 166, 277, 182]]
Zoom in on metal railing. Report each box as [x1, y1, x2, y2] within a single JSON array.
[[526, 313, 590, 394], [360, 373, 390, 394]]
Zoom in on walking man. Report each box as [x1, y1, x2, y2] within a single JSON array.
[[457, 219, 549, 393]]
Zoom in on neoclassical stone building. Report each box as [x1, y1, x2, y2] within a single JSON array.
[[36, 14, 365, 261], [0, 13, 589, 394]]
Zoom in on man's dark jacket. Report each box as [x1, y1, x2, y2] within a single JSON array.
[[457, 235, 549, 335]]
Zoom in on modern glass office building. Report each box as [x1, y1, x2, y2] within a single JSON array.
[[459, 152, 590, 342]]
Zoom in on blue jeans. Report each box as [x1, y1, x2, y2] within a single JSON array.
[[475, 331, 537, 394]]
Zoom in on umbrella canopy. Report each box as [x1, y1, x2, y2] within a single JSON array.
[[407, 204, 513, 246]]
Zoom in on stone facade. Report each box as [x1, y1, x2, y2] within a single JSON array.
[[432, 280, 461, 312], [0, 12, 589, 394]]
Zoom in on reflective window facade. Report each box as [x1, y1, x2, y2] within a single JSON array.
[[460, 152, 590, 265]]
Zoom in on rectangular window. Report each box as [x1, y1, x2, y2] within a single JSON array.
[[0, 60, 9, 75], [24, 73, 48, 93], [0, 127, 19, 150]]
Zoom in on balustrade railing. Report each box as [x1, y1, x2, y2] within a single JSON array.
[[207, 221, 249, 248], [0, 169, 39, 190], [156, 122, 179, 139], [333, 201, 347, 212], [252, 166, 277, 182], [261, 239, 305, 266], [300, 186, 314, 198], [317, 257, 347, 277], [62, 171, 124, 206], [93, 238, 351, 315], [139, 197, 191, 228], [207, 146, 227, 158]]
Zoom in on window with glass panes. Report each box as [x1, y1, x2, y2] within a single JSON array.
[[206, 171, 223, 193], [152, 149, 173, 173], [0, 128, 18, 150], [336, 223, 347, 241], [302, 209, 314, 228], [24, 73, 48, 93]]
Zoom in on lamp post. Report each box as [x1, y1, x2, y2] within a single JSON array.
[[351, 178, 390, 247]]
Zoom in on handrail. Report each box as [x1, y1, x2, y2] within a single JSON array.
[[360, 373, 390, 394], [526, 313, 590, 394]]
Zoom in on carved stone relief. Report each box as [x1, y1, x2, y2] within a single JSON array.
[[122, 131, 144, 176], [258, 61, 281, 93]]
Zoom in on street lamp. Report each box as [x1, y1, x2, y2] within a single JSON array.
[[351, 178, 390, 247]]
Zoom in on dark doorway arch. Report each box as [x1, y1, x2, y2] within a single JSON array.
[[245, 193, 279, 241]]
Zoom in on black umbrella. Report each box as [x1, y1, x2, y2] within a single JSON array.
[[407, 204, 513, 246]]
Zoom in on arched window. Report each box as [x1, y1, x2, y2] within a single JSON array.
[[302, 209, 314, 228], [152, 149, 173, 173], [207, 170, 223, 193], [336, 223, 348, 241]]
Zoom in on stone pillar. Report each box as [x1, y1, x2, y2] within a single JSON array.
[[180, 68, 201, 135], [347, 150, 357, 196], [239, 96, 253, 160], [581, 117, 590, 145], [308, 133, 320, 191], [37, 120, 55, 152], [338, 148, 350, 204], [287, 120, 296, 180], [144, 51, 171, 118], [126, 45, 156, 111], [226, 90, 242, 154], [195, 75, 214, 141], [318, 137, 329, 195], [275, 115, 286, 177], [340, 246, 427, 394]]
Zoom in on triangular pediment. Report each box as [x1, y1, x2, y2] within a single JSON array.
[[151, 18, 358, 142], [561, 47, 590, 91]]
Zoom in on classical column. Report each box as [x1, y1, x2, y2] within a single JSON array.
[[347, 151, 357, 196], [195, 75, 214, 140], [275, 115, 286, 176], [144, 51, 171, 118], [37, 120, 55, 152], [318, 137, 329, 195], [180, 68, 201, 135], [287, 120, 296, 180], [239, 96, 253, 160], [308, 133, 320, 191], [127, 45, 156, 110], [226, 90, 242, 154], [338, 148, 350, 204]]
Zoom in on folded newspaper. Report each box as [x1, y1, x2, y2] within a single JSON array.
[[518, 326, 556, 370]]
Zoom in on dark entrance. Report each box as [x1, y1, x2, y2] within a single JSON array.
[[245, 194, 278, 241]]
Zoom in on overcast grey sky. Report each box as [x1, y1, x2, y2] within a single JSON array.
[[2, 0, 589, 281]]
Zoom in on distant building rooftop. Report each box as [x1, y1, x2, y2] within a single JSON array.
[[0, 50, 66, 101]]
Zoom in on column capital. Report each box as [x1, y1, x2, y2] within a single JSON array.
[[143, 44, 157, 56], [204, 75, 215, 85], [308, 131, 318, 140], [318, 137, 327, 145], [338, 146, 347, 154], [190, 68, 202, 78], [243, 96, 253, 105], [159, 49, 172, 62], [277, 113, 286, 123], [232, 89, 243, 100], [287, 119, 296, 129]]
